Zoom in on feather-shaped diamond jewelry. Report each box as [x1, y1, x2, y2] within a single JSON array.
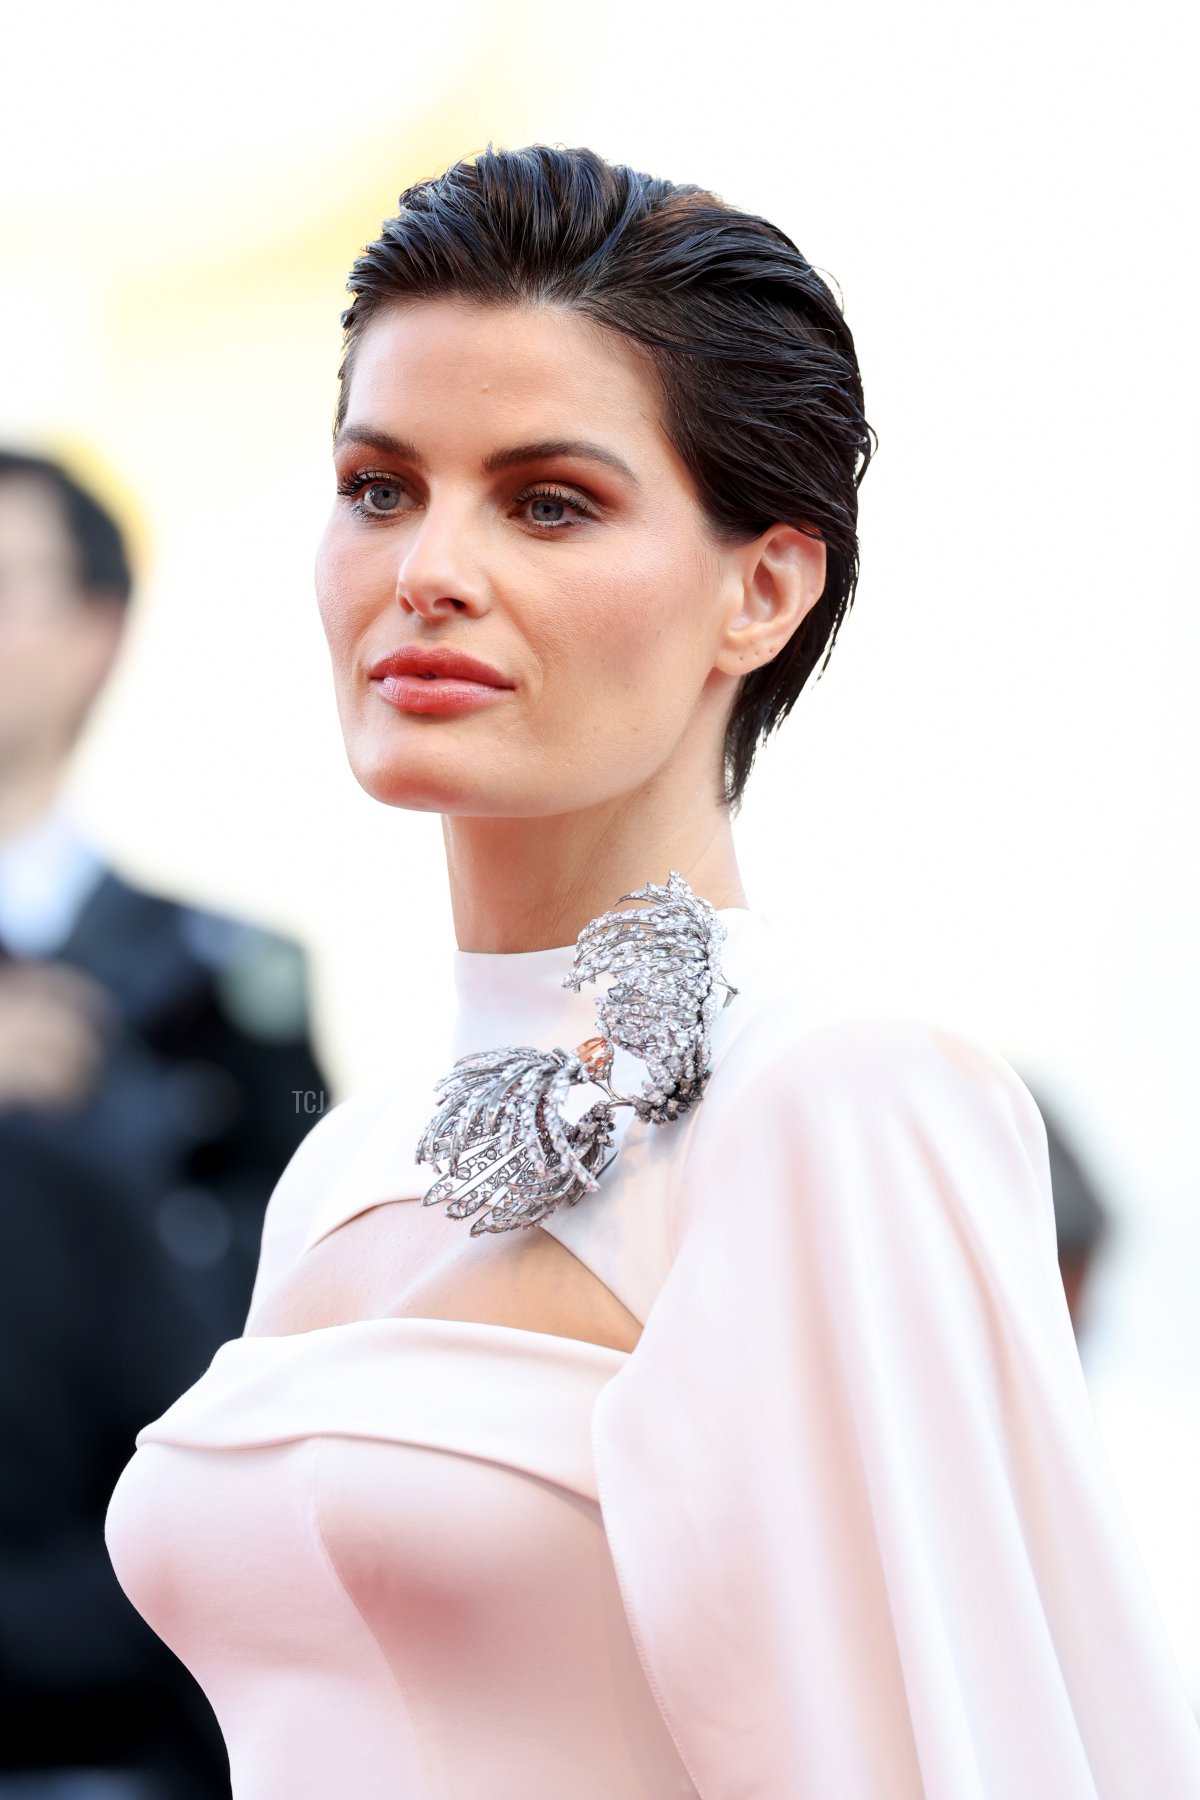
[[416, 871, 739, 1234]]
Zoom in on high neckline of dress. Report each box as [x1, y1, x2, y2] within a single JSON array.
[[293, 905, 779, 1259], [449, 906, 765, 1062]]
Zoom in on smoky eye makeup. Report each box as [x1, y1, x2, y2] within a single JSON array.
[[334, 471, 408, 521], [335, 467, 601, 532], [509, 482, 598, 530]]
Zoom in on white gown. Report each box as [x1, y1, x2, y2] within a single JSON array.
[[106, 907, 1200, 1798]]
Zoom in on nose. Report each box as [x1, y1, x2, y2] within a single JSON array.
[[392, 498, 489, 622]]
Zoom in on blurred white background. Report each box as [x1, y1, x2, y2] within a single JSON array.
[[3, 0, 1197, 1698]]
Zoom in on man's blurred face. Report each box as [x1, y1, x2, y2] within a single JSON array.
[[0, 478, 122, 774]]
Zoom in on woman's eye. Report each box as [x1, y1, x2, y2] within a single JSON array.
[[518, 487, 594, 531], [529, 495, 569, 526], [360, 481, 404, 515], [336, 471, 408, 518]]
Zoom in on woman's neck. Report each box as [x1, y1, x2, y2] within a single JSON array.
[[442, 787, 745, 953]]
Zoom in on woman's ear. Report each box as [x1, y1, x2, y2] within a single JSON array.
[[712, 523, 826, 675]]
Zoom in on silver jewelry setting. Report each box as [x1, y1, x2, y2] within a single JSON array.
[[415, 872, 739, 1234]]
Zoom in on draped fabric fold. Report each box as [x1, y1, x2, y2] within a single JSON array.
[[591, 1010, 1200, 1799], [134, 1316, 626, 1501]]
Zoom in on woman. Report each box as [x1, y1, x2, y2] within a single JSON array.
[[106, 145, 1200, 1798]]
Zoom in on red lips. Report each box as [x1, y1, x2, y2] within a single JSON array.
[[367, 645, 513, 687], [367, 644, 515, 717]]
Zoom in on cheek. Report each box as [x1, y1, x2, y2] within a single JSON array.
[[313, 524, 340, 638], [534, 543, 700, 709], [314, 520, 371, 660]]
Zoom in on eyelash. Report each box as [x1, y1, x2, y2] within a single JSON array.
[[334, 470, 597, 532]]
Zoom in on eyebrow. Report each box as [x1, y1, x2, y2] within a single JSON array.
[[333, 426, 640, 488]]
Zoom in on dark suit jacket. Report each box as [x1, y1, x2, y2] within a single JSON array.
[[0, 868, 329, 1791]]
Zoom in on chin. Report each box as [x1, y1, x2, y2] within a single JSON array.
[[349, 749, 628, 820], [343, 718, 660, 819], [347, 736, 516, 816]]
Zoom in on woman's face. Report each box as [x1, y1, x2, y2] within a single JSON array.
[[316, 298, 750, 817]]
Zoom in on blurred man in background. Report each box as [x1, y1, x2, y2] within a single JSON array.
[[0, 450, 329, 1798]]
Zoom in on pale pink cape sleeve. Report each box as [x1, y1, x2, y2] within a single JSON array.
[[591, 1010, 1200, 1799]]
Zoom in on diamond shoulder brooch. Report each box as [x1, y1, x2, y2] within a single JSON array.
[[414, 871, 739, 1234]]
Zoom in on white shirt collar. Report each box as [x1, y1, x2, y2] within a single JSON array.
[[0, 801, 107, 957]]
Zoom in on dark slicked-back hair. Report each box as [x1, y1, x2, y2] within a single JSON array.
[[0, 449, 133, 605], [337, 144, 873, 806]]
